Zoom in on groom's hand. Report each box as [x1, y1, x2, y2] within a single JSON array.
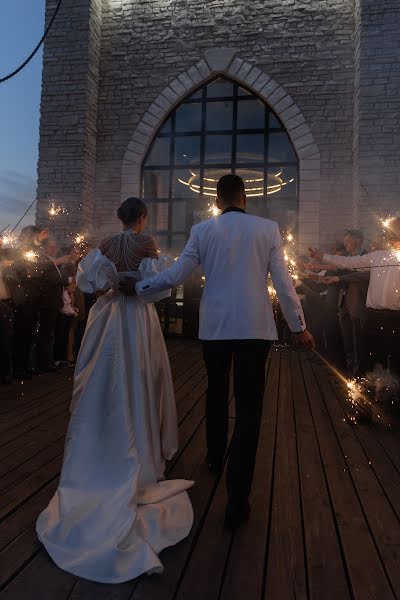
[[293, 330, 315, 350], [119, 277, 137, 296]]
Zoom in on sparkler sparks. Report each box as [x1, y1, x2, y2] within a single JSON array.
[[1, 231, 18, 248], [48, 203, 64, 218], [381, 216, 395, 229], [74, 234, 85, 245], [208, 204, 220, 217], [24, 250, 39, 262]]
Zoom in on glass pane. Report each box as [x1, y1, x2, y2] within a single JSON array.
[[143, 170, 169, 199], [145, 137, 170, 166], [206, 101, 233, 131], [206, 78, 234, 98], [202, 168, 222, 200], [238, 86, 251, 97], [236, 168, 264, 199], [155, 202, 169, 231], [174, 136, 201, 165], [188, 88, 203, 100], [236, 134, 264, 164], [159, 118, 171, 134], [154, 233, 168, 252], [175, 103, 202, 132], [173, 170, 200, 199], [268, 132, 297, 163], [237, 100, 265, 129], [205, 135, 232, 164], [267, 165, 297, 196], [171, 234, 187, 252], [266, 166, 297, 230], [172, 202, 187, 230], [269, 113, 282, 129]]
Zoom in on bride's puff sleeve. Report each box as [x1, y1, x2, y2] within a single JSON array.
[[76, 248, 118, 294]]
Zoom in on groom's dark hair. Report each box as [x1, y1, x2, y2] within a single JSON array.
[[118, 197, 147, 225], [217, 174, 245, 204]]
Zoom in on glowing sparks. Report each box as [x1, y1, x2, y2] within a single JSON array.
[[24, 250, 39, 262], [74, 234, 85, 245], [208, 204, 220, 217], [48, 203, 64, 218], [286, 233, 294, 243], [381, 216, 395, 229], [1, 231, 18, 247]]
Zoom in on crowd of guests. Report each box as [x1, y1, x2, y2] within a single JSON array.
[[0, 226, 95, 384], [298, 219, 400, 384], [1, 217, 399, 391]]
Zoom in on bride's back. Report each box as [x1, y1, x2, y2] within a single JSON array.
[[99, 231, 158, 272]]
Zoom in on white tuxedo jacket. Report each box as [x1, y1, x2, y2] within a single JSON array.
[[136, 211, 306, 340]]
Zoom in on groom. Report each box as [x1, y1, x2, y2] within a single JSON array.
[[128, 175, 314, 526]]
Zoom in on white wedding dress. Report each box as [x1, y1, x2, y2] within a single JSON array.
[[36, 233, 194, 584]]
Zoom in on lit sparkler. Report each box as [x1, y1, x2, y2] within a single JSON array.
[[1, 231, 18, 248], [24, 250, 39, 262], [208, 204, 220, 217], [74, 234, 85, 245], [381, 216, 395, 229], [48, 202, 64, 218]]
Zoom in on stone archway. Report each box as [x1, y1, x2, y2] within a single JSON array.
[[121, 49, 321, 246]]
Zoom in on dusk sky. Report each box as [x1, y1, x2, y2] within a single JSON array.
[[0, 1, 45, 232]]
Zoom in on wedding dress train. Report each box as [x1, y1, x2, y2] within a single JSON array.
[[36, 243, 194, 583]]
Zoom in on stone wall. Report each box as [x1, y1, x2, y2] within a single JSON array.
[[92, 0, 355, 247], [36, 0, 400, 248], [36, 0, 102, 241], [354, 0, 400, 239]]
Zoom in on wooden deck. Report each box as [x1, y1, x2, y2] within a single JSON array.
[[1, 340, 400, 599]]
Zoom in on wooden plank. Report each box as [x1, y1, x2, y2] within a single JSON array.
[[220, 348, 277, 600], [0, 438, 65, 494], [291, 352, 350, 600], [0, 409, 69, 462], [301, 354, 395, 600], [0, 552, 76, 600], [0, 400, 69, 450], [0, 372, 71, 415], [264, 350, 307, 600], [312, 361, 400, 598], [0, 455, 63, 519], [0, 413, 68, 477]]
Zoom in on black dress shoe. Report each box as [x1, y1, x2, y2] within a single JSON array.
[[13, 371, 32, 381], [224, 500, 251, 529], [206, 454, 224, 474]]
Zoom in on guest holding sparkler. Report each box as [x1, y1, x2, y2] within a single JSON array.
[[310, 218, 400, 378], [9, 228, 72, 378], [321, 230, 369, 376]]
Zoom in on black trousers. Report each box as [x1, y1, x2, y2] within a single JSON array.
[[202, 339, 270, 507], [14, 301, 59, 371], [360, 309, 400, 376], [0, 300, 14, 378], [54, 314, 73, 362]]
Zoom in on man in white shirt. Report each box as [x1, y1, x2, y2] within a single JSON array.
[[131, 174, 314, 527], [310, 218, 400, 376]]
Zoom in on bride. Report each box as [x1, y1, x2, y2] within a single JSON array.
[[36, 198, 194, 584]]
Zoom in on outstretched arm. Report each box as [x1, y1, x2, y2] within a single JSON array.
[[322, 252, 377, 270], [135, 227, 201, 298], [269, 224, 306, 333]]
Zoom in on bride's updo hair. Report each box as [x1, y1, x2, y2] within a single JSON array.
[[117, 197, 147, 225]]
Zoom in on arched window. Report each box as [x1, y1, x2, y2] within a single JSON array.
[[142, 77, 298, 253]]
